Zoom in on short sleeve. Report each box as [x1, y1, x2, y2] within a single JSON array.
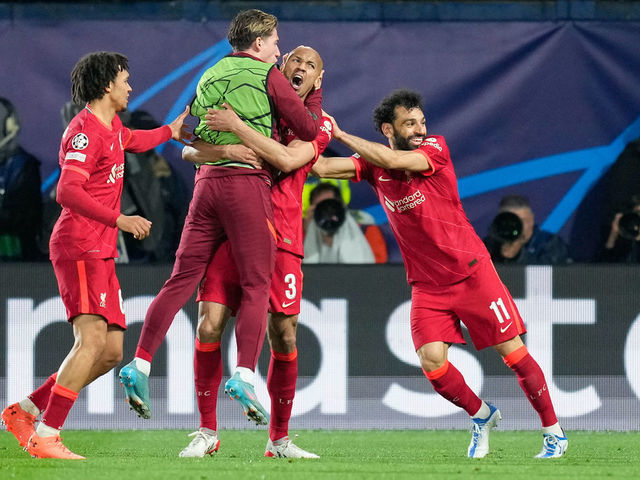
[[312, 117, 334, 159], [416, 136, 450, 175], [351, 153, 369, 183], [60, 129, 102, 179]]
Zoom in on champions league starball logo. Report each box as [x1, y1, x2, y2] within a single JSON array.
[[71, 133, 89, 150]]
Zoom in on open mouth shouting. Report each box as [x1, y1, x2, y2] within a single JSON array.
[[291, 73, 304, 90]]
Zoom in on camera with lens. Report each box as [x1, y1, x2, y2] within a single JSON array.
[[618, 211, 640, 240], [485, 211, 524, 260], [616, 194, 640, 241], [488, 211, 523, 244], [313, 198, 346, 236]]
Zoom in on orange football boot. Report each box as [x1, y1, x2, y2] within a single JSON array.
[[2, 403, 37, 447], [26, 433, 85, 459]]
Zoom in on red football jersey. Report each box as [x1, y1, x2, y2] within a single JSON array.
[[50, 108, 170, 260], [270, 116, 333, 257], [352, 135, 490, 287]]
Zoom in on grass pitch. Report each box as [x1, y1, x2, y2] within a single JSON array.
[[1, 430, 638, 479]]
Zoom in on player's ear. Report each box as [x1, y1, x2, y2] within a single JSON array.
[[381, 122, 394, 139], [314, 70, 324, 90]]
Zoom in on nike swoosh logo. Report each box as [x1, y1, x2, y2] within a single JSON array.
[[379, 176, 392, 182], [500, 322, 513, 333], [281, 300, 295, 308]]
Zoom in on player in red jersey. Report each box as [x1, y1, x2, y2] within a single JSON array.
[[312, 89, 568, 459], [119, 11, 322, 422], [0, 51, 190, 459], [174, 46, 328, 458]]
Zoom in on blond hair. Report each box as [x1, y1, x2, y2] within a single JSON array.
[[228, 9, 278, 51]]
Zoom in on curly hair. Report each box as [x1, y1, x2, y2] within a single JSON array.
[[228, 9, 278, 51], [372, 89, 424, 133], [71, 51, 129, 105]]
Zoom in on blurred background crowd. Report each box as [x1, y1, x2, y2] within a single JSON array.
[[2, 0, 640, 265]]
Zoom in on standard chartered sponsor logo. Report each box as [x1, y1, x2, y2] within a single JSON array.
[[383, 190, 426, 213], [107, 163, 125, 184]]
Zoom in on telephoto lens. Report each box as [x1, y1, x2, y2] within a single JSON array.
[[313, 198, 346, 236], [618, 212, 640, 240], [489, 212, 523, 242]]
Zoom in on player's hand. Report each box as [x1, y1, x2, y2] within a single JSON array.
[[225, 144, 263, 168], [321, 110, 344, 140], [116, 214, 152, 240], [206, 103, 243, 133], [611, 212, 622, 237], [168, 106, 193, 143]]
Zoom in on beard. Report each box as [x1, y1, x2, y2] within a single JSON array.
[[393, 131, 424, 151]]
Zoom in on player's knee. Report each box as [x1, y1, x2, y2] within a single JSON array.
[[76, 336, 108, 360], [421, 357, 447, 372], [416, 342, 447, 372], [197, 321, 223, 343], [275, 330, 297, 351], [417, 346, 447, 372], [99, 342, 123, 369], [107, 349, 124, 368], [267, 318, 297, 351]]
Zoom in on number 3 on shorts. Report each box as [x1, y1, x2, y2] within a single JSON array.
[[284, 273, 296, 300]]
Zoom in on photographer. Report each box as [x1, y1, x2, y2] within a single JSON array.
[[484, 194, 571, 265], [600, 194, 640, 263], [303, 183, 375, 263]]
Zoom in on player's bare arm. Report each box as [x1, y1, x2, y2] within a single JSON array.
[[206, 103, 314, 173], [324, 111, 431, 173], [182, 139, 262, 168], [311, 155, 356, 179]]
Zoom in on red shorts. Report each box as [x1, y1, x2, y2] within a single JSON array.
[[51, 257, 126, 329], [197, 242, 241, 315], [269, 250, 303, 315], [198, 243, 302, 316], [410, 259, 526, 351]]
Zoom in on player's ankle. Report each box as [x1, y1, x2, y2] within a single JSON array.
[[36, 423, 60, 438], [19, 398, 40, 416], [234, 366, 254, 384], [542, 422, 564, 437], [471, 401, 490, 419], [133, 357, 151, 376]]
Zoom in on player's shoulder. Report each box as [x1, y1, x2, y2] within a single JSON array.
[[419, 135, 448, 152], [317, 116, 333, 140], [319, 116, 333, 133], [62, 110, 103, 152]]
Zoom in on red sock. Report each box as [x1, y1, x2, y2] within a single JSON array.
[[194, 339, 222, 431], [504, 345, 558, 427], [135, 346, 153, 363], [267, 348, 298, 441], [425, 361, 482, 416], [41, 383, 78, 430], [28, 372, 58, 412]]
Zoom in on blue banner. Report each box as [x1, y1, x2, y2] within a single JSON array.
[[1, 19, 639, 260]]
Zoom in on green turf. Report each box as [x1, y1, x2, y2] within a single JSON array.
[[1, 430, 638, 479]]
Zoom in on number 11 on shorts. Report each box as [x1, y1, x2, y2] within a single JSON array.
[[489, 297, 511, 324]]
